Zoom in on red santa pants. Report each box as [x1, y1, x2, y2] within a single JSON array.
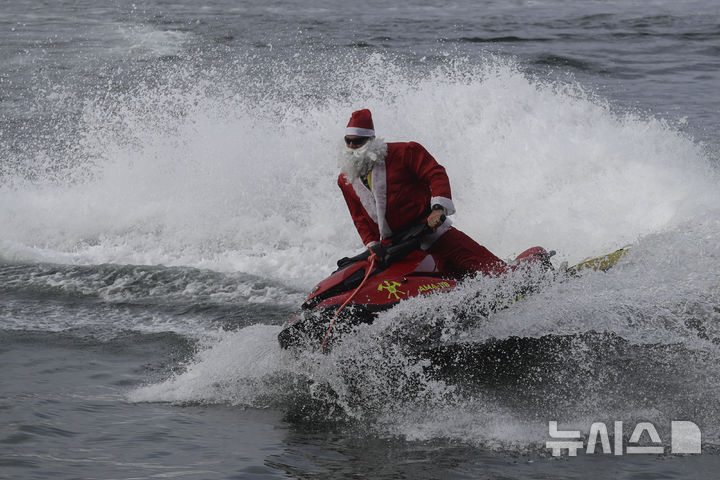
[[428, 227, 508, 277]]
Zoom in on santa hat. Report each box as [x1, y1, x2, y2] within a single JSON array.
[[345, 109, 375, 137]]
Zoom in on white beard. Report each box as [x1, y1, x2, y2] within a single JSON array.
[[338, 137, 388, 183]]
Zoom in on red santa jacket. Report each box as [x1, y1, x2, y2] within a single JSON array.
[[338, 141, 456, 248]]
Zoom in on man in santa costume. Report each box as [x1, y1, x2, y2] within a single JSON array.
[[338, 108, 509, 277]]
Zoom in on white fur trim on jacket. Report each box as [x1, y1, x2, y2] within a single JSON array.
[[430, 196, 456, 215], [372, 163, 392, 239], [351, 177, 378, 223], [350, 162, 392, 240]]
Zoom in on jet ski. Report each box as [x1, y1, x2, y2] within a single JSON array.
[[277, 219, 557, 350]]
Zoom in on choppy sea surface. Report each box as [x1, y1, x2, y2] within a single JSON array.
[[2, 1, 720, 478]]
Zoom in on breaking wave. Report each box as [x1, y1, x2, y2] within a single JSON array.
[[2, 50, 719, 449]]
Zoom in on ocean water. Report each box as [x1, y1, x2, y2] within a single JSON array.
[[2, 0, 720, 478]]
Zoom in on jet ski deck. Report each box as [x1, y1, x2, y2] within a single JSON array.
[[277, 219, 567, 350]]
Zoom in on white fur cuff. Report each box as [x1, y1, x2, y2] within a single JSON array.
[[430, 196, 456, 215]]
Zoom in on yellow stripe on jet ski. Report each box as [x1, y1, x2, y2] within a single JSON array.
[[568, 246, 631, 275]]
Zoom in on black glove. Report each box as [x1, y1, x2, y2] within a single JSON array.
[[369, 243, 388, 266]]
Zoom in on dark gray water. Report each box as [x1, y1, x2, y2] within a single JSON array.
[[2, 1, 720, 478]]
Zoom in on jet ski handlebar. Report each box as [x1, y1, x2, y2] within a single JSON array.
[[335, 215, 444, 270]]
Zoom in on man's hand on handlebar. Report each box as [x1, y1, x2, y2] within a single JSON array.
[[427, 209, 446, 230], [368, 243, 388, 267]]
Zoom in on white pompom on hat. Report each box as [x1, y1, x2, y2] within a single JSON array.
[[345, 109, 375, 137]]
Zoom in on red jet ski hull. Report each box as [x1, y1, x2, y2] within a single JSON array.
[[278, 246, 550, 350]]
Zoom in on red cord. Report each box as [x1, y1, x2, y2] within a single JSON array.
[[319, 250, 377, 351]]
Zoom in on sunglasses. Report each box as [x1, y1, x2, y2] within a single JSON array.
[[344, 136, 370, 146]]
